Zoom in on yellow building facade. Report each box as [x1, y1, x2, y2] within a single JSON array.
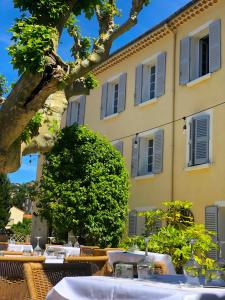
[[36, 0, 225, 238]]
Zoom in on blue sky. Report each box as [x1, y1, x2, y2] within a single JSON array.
[[0, 0, 190, 183]]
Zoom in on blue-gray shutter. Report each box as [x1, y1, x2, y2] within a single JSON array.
[[136, 214, 146, 236], [100, 82, 108, 119], [205, 206, 218, 260], [138, 138, 148, 176], [78, 96, 86, 125], [142, 64, 150, 102], [70, 101, 79, 125], [209, 19, 221, 73], [131, 136, 140, 177], [114, 141, 123, 155], [66, 102, 72, 126], [190, 37, 199, 81], [135, 64, 143, 105], [118, 73, 127, 113], [156, 52, 166, 98], [194, 115, 210, 165], [106, 83, 114, 116], [188, 119, 194, 167], [153, 129, 164, 174], [128, 210, 137, 236], [179, 37, 190, 85]]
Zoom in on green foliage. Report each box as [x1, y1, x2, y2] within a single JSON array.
[[0, 74, 8, 96], [20, 112, 43, 144], [11, 218, 32, 236], [38, 125, 129, 247], [0, 174, 11, 229], [8, 17, 56, 74], [85, 73, 99, 90]]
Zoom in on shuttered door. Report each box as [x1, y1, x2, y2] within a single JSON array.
[[209, 19, 221, 73], [205, 206, 218, 260], [78, 96, 86, 125], [179, 37, 190, 85], [114, 141, 123, 155], [194, 115, 210, 165], [66, 102, 72, 126]]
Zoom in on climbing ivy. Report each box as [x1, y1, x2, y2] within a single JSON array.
[[20, 112, 43, 144]]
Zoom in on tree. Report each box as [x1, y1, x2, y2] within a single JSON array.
[[0, 0, 149, 173], [37, 124, 129, 247], [0, 174, 11, 229], [11, 218, 32, 236]]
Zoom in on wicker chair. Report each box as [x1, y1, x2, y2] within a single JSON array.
[[79, 245, 99, 256], [2, 251, 24, 256], [0, 256, 45, 300], [24, 262, 94, 300], [0, 242, 8, 250], [64, 255, 111, 275]]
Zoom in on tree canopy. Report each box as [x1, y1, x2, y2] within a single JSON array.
[[37, 125, 129, 247], [0, 0, 149, 173]]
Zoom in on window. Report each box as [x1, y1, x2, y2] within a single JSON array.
[[180, 19, 221, 85], [187, 114, 210, 167], [135, 52, 166, 105], [66, 96, 86, 126], [101, 73, 127, 119], [131, 130, 164, 178]]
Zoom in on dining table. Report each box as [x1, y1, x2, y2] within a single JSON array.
[[7, 243, 33, 252], [46, 275, 225, 300]]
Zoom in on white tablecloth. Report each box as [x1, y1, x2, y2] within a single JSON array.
[[7, 244, 33, 252], [108, 250, 176, 275], [44, 246, 80, 257], [46, 276, 225, 300]]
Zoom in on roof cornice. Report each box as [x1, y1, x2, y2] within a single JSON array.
[[94, 0, 219, 75]]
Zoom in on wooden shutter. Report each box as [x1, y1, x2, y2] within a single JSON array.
[[70, 101, 79, 125], [153, 129, 164, 174], [100, 82, 108, 119], [194, 115, 210, 165], [66, 102, 72, 126], [136, 214, 146, 236], [209, 19, 221, 73], [135, 64, 143, 105], [142, 64, 150, 102], [179, 37, 190, 85], [188, 119, 194, 167], [78, 96, 86, 125], [156, 52, 166, 98], [205, 206, 218, 259], [118, 73, 127, 113], [128, 211, 137, 236], [106, 83, 114, 116], [190, 37, 199, 81], [131, 137, 140, 177], [138, 138, 148, 176], [114, 141, 123, 155]]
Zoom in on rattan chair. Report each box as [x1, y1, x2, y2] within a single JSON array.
[[0, 256, 45, 300], [2, 250, 24, 256], [64, 255, 111, 275], [0, 242, 8, 250], [24, 262, 94, 300], [79, 245, 99, 256]]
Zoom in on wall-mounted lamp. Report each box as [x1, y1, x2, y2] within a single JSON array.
[[134, 133, 139, 148], [183, 117, 187, 134]]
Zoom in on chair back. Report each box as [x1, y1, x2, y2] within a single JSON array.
[[2, 251, 23, 256], [24, 262, 94, 300], [0, 242, 8, 250], [64, 255, 110, 275], [80, 245, 99, 256], [0, 256, 45, 300]]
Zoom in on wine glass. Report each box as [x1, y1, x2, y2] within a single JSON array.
[[137, 235, 154, 280], [48, 236, 54, 245], [34, 236, 42, 256], [74, 235, 80, 248]]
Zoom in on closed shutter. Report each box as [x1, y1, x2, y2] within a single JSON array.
[[156, 52, 166, 98], [209, 19, 221, 73], [136, 215, 146, 236], [131, 136, 140, 177], [194, 115, 210, 165], [66, 102, 72, 126], [190, 37, 199, 81], [153, 129, 164, 174], [70, 101, 79, 125], [205, 206, 218, 259], [114, 141, 123, 155], [118, 73, 127, 113], [100, 82, 108, 119], [142, 64, 150, 102], [128, 211, 137, 236], [106, 83, 114, 116], [135, 64, 143, 105], [179, 37, 190, 85], [78, 96, 86, 125]]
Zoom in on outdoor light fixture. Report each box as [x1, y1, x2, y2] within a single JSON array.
[[183, 117, 187, 134], [134, 133, 139, 148]]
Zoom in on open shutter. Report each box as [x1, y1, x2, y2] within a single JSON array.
[[114, 141, 123, 155], [138, 138, 148, 176], [188, 119, 194, 167], [194, 115, 210, 165], [66, 102, 72, 126], [153, 129, 164, 174], [106, 83, 114, 116], [179, 37, 190, 85], [78, 96, 86, 125], [209, 19, 221, 73], [100, 82, 108, 119], [142, 65, 150, 102], [70, 101, 79, 125], [131, 137, 140, 177], [156, 52, 166, 98], [118, 73, 127, 113], [128, 211, 137, 236], [205, 206, 218, 259], [190, 37, 199, 81], [135, 64, 143, 105]]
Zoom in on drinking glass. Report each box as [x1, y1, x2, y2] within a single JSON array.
[[74, 236, 80, 248], [137, 236, 154, 280], [48, 237, 54, 245], [115, 263, 134, 279], [34, 237, 42, 256]]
